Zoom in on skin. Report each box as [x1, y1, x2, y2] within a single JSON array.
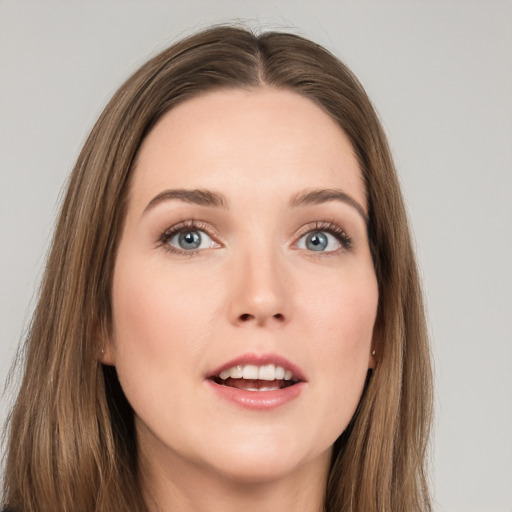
[[104, 88, 379, 512]]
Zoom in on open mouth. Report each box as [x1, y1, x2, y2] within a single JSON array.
[[210, 363, 300, 392]]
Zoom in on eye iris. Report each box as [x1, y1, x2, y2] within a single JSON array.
[[306, 231, 328, 251], [178, 231, 201, 250]]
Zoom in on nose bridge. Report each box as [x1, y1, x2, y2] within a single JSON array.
[[228, 237, 289, 327]]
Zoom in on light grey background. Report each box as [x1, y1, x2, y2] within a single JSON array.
[[1, 1, 511, 511]]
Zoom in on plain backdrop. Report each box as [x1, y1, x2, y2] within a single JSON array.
[[1, 1, 511, 511]]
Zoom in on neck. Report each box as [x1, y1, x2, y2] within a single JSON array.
[[139, 438, 330, 512]]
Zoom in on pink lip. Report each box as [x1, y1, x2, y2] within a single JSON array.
[[207, 352, 307, 382], [206, 379, 306, 410], [205, 352, 307, 411]]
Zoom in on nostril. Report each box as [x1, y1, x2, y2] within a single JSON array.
[[237, 312, 285, 323]]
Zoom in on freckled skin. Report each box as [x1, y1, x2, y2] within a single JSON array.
[[104, 88, 379, 511]]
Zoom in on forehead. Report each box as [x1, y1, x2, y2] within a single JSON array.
[[131, 87, 366, 210]]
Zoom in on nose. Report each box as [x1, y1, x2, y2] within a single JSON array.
[[227, 248, 291, 328]]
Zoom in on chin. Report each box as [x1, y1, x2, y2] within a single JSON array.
[[208, 454, 308, 485], [197, 433, 331, 485]]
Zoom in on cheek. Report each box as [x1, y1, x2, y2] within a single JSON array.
[[109, 259, 220, 391], [107, 258, 229, 448], [298, 267, 378, 428], [326, 278, 377, 377], [112, 257, 218, 341], [300, 265, 378, 354]]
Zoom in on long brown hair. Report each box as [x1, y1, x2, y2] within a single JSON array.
[[2, 25, 432, 512]]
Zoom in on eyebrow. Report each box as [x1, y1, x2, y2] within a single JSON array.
[[143, 187, 368, 224], [143, 189, 228, 214], [290, 188, 368, 224]]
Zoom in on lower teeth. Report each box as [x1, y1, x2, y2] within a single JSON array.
[[214, 378, 294, 391], [244, 386, 279, 392]]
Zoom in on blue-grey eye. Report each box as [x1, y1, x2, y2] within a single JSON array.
[[297, 230, 341, 252], [168, 230, 216, 251], [178, 231, 201, 249], [306, 232, 328, 251]]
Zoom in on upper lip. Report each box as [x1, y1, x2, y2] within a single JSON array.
[[207, 352, 307, 382]]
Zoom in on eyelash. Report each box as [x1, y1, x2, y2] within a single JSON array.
[[158, 220, 217, 257], [295, 221, 352, 253], [157, 219, 352, 256]]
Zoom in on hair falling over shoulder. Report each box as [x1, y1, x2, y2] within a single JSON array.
[[2, 25, 433, 512]]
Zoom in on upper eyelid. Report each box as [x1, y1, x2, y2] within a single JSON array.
[[158, 219, 223, 250], [293, 221, 349, 238], [292, 221, 353, 252], [158, 221, 222, 256], [161, 220, 220, 239]]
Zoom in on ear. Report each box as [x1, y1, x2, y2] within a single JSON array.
[[97, 320, 116, 366], [368, 348, 377, 370], [100, 343, 116, 366], [368, 323, 381, 370]]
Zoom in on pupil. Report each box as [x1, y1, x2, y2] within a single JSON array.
[[306, 232, 327, 251], [179, 231, 201, 249]]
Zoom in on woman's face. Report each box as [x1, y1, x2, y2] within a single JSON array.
[[105, 88, 378, 484]]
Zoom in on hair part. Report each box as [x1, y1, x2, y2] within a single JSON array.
[[2, 25, 432, 512]]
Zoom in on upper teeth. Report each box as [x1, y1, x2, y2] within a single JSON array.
[[219, 364, 293, 381]]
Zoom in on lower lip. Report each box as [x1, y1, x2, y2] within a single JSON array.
[[206, 380, 306, 410]]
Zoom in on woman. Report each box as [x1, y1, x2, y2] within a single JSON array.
[[2, 25, 432, 512]]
